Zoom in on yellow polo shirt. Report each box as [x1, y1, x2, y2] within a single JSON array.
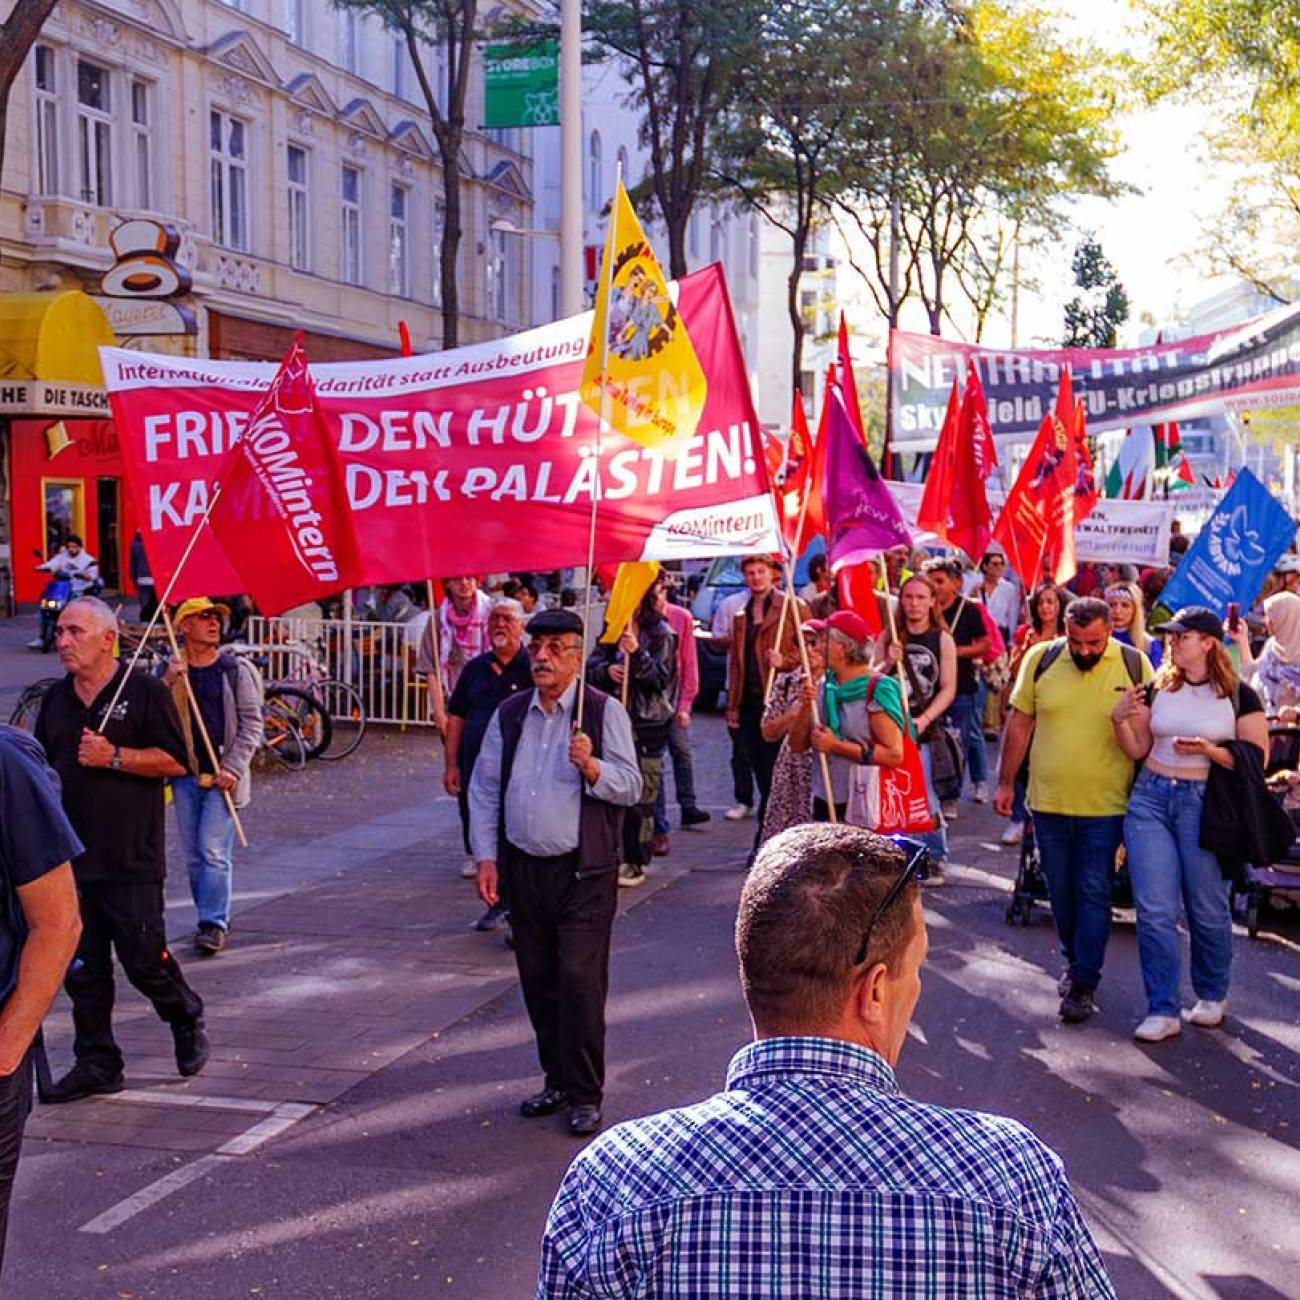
[[1009, 638, 1154, 817]]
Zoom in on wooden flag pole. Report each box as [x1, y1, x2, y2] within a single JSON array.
[[160, 607, 248, 848], [97, 483, 225, 732], [879, 554, 912, 716], [786, 559, 836, 824], [425, 581, 447, 731], [577, 159, 622, 731]]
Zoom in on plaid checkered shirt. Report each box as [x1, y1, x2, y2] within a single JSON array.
[[539, 1036, 1116, 1299]]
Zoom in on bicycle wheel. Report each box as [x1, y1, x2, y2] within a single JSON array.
[[8, 678, 59, 731], [265, 685, 333, 761], [259, 705, 307, 771], [315, 679, 367, 760]]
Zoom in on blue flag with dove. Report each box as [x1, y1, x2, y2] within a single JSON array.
[[1158, 468, 1296, 618]]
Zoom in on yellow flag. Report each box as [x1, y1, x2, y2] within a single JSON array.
[[599, 561, 660, 643], [580, 181, 708, 449]]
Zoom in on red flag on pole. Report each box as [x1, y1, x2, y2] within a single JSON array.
[[837, 314, 865, 443], [1073, 397, 1099, 518], [208, 338, 362, 614], [916, 377, 993, 562], [916, 380, 960, 540], [992, 366, 1094, 585], [964, 359, 999, 480], [781, 386, 828, 554]]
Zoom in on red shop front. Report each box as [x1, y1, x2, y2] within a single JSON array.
[[8, 417, 140, 605]]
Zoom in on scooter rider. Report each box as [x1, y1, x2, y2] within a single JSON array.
[[36, 536, 101, 597]]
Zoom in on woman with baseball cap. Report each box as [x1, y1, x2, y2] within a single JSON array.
[[1110, 606, 1268, 1042]]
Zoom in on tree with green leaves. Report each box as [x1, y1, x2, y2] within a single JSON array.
[[333, 0, 487, 347], [585, 1, 760, 278], [1139, 0, 1300, 303], [1063, 235, 1129, 348]]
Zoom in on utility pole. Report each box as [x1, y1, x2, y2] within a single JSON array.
[[559, 0, 583, 317]]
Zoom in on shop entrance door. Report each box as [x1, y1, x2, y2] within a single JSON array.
[[41, 479, 84, 560], [96, 477, 121, 590]]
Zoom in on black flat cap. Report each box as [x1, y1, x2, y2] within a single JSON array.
[[527, 608, 584, 637]]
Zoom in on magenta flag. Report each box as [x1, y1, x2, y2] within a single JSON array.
[[823, 387, 911, 571]]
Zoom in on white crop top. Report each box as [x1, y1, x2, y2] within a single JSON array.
[[1148, 682, 1237, 776]]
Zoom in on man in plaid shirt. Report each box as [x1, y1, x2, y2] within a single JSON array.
[[538, 823, 1115, 1299]]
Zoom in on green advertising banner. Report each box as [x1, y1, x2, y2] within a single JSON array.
[[484, 40, 559, 128]]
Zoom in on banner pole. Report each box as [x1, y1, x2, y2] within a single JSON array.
[[787, 560, 835, 824], [879, 553, 911, 715], [764, 435, 816, 704], [160, 607, 248, 848], [424, 581, 447, 731], [97, 483, 224, 733], [577, 161, 622, 731]]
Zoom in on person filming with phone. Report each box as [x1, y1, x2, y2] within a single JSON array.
[[1110, 606, 1268, 1044]]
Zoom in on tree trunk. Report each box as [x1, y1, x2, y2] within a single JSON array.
[[0, 0, 60, 221], [667, 212, 688, 280], [788, 227, 807, 400], [440, 145, 461, 349]]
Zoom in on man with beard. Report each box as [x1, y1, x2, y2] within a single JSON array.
[[994, 598, 1151, 1025]]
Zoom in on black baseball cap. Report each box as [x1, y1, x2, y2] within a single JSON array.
[[1151, 605, 1224, 640], [527, 608, 584, 638]]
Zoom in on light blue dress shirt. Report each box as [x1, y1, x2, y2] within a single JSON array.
[[468, 679, 642, 861]]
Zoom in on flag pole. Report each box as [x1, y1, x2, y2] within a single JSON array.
[[97, 483, 224, 733], [764, 440, 817, 704], [424, 580, 447, 731], [789, 578, 835, 824], [577, 161, 621, 731], [160, 606, 248, 848]]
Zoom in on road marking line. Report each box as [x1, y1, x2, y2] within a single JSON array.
[[78, 1099, 317, 1235], [104, 1089, 282, 1115]]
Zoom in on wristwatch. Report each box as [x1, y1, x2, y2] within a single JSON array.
[[110, 746, 123, 771]]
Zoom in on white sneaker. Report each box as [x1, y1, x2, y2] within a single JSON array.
[[1134, 1015, 1182, 1043], [1000, 821, 1024, 846], [973, 781, 989, 804], [460, 860, 477, 879], [1188, 999, 1226, 1027], [940, 800, 959, 822], [724, 804, 753, 821]]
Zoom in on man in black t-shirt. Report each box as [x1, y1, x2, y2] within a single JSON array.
[[0, 727, 82, 1273], [443, 597, 533, 930], [924, 559, 992, 812], [34, 598, 208, 1102]]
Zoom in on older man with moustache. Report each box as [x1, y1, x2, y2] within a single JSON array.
[[469, 609, 641, 1136]]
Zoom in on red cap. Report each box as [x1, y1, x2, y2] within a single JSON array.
[[826, 609, 872, 643], [803, 618, 828, 634]]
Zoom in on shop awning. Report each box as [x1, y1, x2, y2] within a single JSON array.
[[0, 291, 115, 386]]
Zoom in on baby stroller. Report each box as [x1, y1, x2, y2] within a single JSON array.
[[1004, 812, 1137, 927], [1232, 725, 1300, 938]]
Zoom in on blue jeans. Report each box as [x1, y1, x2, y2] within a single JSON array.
[[947, 692, 987, 786], [172, 777, 237, 931], [1032, 811, 1125, 991], [1124, 769, 1233, 1016], [653, 720, 698, 834]]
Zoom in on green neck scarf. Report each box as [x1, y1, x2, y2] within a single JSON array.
[[823, 670, 911, 740]]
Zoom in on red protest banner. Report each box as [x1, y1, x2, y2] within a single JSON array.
[[102, 267, 779, 598], [208, 339, 363, 614]]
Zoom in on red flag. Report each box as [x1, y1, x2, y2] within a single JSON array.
[[916, 380, 960, 540], [1174, 452, 1196, 488], [916, 378, 992, 562], [992, 366, 1092, 585], [1073, 398, 1099, 518], [762, 428, 785, 486], [781, 386, 828, 553], [964, 359, 999, 480], [837, 314, 865, 443], [208, 338, 362, 614], [836, 562, 884, 638]]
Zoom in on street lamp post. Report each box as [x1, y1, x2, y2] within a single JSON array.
[[559, 0, 583, 317]]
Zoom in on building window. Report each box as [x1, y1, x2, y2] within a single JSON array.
[[34, 45, 59, 196], [210, 109, 249, 250], [432, 198, 445, 306], [131, 80, 152, 210], [688, 210, 700, 259], [748, 214, 759, 277], [287, 144, 309, 271], [220, 0, 246, 10], [391, 33, 407, 99], [709, 212, 723, 264], [486, 218, 518, 324], [388, 183, 409, 297], [341, 164, 362, 285], [616, 145, 629, 184], [588, 130, 601, 212], [550, 264, 560, 321], [77, 59, 112, 206], [340, 9, 359, 74], [286, 0, 305, 46]]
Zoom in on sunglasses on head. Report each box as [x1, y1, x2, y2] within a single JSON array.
[[853, 837, 930, 967]]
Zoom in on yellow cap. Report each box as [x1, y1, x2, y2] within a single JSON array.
[[173, 597, 230, 625]]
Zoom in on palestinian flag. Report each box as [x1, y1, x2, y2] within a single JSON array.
[[1168, 451, 1196, 491]]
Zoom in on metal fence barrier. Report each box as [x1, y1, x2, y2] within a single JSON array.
[[245, 613, 435, 728]]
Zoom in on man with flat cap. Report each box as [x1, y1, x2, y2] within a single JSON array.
[[469, 607, 642, 1136]]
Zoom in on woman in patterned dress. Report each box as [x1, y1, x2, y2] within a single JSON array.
[[757, 632, 825, 845]]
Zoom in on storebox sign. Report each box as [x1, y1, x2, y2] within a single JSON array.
[[484, 40, 559, 128]]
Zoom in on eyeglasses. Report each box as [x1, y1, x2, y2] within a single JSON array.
[[853, 838, 930, 967], [528, 637, 582, 657]]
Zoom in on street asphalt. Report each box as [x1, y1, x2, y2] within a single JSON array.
[[0, 610, 1296, 1299]]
